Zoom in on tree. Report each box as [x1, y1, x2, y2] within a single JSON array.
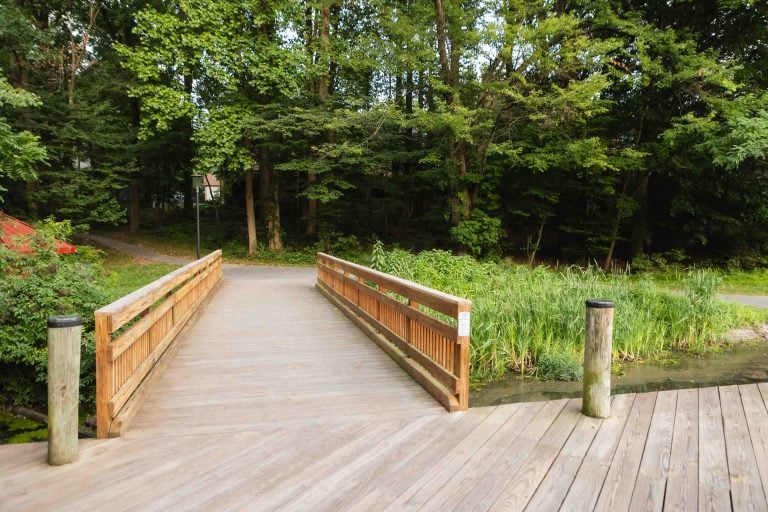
[[0, 77, 46, 201]]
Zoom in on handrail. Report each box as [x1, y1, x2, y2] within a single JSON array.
[[94, 250, 223, 437], [316, 252, 471, 411]]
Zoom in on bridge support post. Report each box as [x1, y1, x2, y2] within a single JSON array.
[[582, 300, 613, 419], [47, 315, 82, 466]]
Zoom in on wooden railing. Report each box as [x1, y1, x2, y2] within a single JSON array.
[[316, 253, 471, 411], [94, 250, 223, 438]]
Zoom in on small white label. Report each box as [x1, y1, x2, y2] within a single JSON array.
[[458, 312, 471, 337]]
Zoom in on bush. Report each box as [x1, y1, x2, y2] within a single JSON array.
[[536, 352, 583, 381], [449, 210, 503, 256], [0, 220, 107, 407]]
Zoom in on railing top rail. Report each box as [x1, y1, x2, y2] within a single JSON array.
[[317, 252, 470, 317], [96, 249, 222, 332]]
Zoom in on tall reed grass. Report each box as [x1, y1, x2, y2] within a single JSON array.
[[371, 246, 766, 382]]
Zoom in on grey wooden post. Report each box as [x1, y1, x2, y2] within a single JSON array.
[[47, 315, 82, 465], [582, 300, 614, 418]]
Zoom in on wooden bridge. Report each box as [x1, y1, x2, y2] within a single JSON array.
[[2, 253, 768, 511]]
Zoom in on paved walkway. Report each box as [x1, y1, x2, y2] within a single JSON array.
[[720, 293, 768, 309]]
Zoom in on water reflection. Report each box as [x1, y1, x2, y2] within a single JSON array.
[[471, 341, 768, 407]]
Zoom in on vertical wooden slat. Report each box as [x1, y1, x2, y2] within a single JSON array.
[[95, 313, 111, 439]]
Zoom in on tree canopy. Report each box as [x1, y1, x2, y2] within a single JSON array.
[[2, 0, 767, 265]]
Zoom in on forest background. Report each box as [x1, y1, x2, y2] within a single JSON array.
[[2, 0, 768, 267]]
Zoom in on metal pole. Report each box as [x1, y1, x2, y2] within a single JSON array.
[[47, 315, 82, 465], [195, 185, 201, 260]]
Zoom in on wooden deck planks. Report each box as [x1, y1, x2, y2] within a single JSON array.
[[720, 385, 768, 511], [594, 392, 657, 512], [2, 266, 768, 511], [698, 387, 731, 512], [629, 389, 678, 512], [664, 388, 699, 511], [559, 393, 636, 511]]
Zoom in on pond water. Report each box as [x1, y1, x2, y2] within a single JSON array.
[[470, 340, 768, 407], [0, 413, 47, 445]]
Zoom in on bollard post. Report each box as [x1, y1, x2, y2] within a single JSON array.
[[582, 300, 614, 419], [47, 315, 82, 466]]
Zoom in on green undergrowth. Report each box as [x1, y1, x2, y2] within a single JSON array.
[[98, 246, 179, 301], [370, 245, 768, 383]]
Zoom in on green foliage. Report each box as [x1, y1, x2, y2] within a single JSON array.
[[0, 77, 46, 200], [536, 352, 583, 382], [0, 220, 107, 407], [374, 247, 766, 383], [449, 210, 503, 256]]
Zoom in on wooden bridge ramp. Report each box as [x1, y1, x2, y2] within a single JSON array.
[[2, 265, 768, 511]]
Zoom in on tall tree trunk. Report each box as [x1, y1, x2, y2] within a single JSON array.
[[604, 175, 631, 269], [630, 173, 649, 260], [434, 0, 472, 226], [245, 169, 258, 255], [129, 181, 140, 232], [306, 3, 332, 238], [259, 147, 283, 250], [268, 179, 284, 251], [25, 181, 39, 220]]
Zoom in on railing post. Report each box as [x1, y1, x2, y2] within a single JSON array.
[[95, 312, 111, 439], [454, 302, 471, 411], [47, 315, 82, 465], [582, 300, 614, 419]]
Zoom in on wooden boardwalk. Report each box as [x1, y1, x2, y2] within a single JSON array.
[[2, 267, 768, 511]]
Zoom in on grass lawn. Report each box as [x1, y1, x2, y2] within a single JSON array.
[[96, 245, 179, 302]]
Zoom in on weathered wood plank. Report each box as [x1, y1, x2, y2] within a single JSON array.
[[697, 386, 731, 512], [664, 387, 699, 510], [629, 389, 678, 512], [720, 385, 768, 511], [523, 407, 602, 512], [442, 399, 568, 512], [594, 392, 657, 512], [560, 392, 636, 511]]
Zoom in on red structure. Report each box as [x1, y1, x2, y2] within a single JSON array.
[[0, 212, 77, 254]]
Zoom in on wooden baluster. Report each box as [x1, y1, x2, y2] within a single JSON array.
[[408, 300, 419, 348]]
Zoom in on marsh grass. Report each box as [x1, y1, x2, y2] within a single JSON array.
[[374, 249, 767, 382]]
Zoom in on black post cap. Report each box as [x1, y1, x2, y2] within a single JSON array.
[[47, 315, 83, 328], [586, 299, 614, 309]]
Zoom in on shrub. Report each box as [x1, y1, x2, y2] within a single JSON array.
[[449, 210, 503, 256], [0, 220, 107, 407], [536, 352, 583, 381]]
